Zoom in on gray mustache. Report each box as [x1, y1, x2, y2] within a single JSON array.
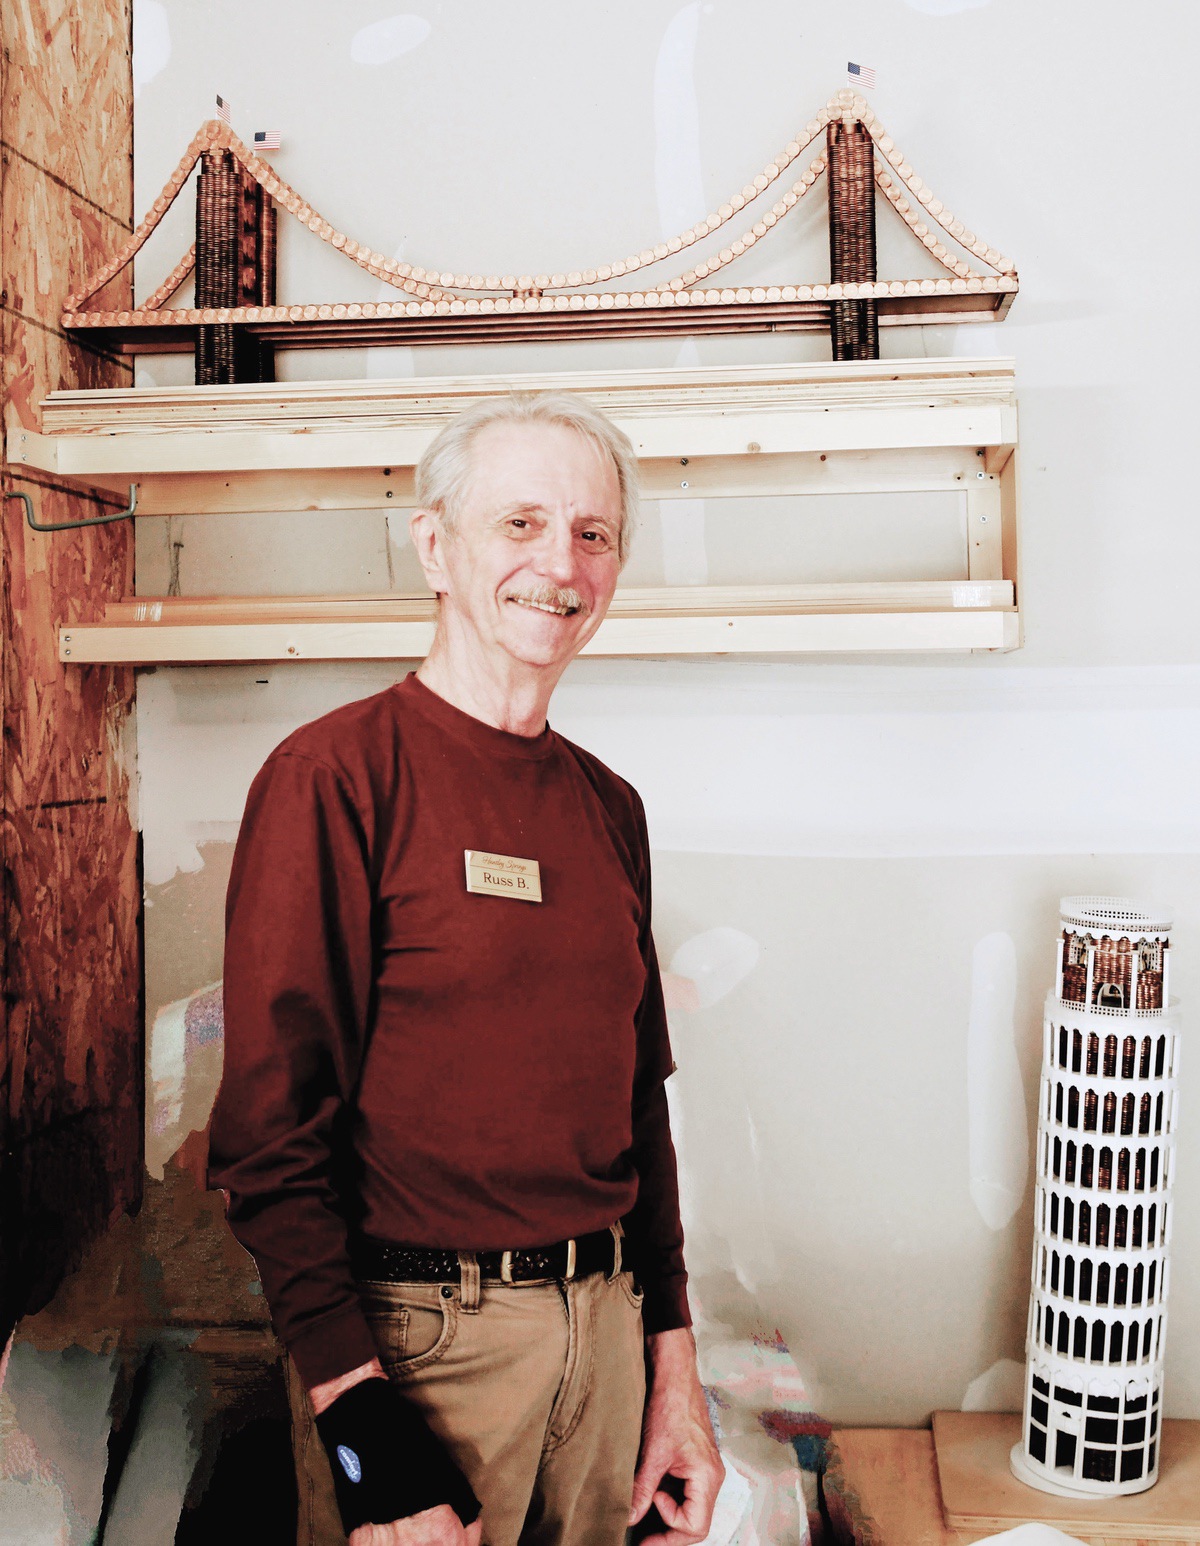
[[504, 584, 588, 614]]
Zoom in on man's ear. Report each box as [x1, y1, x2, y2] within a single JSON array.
[[410, 507, 451, 596]]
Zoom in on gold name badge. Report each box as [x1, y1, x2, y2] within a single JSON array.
[[464, 849, 542, 903]]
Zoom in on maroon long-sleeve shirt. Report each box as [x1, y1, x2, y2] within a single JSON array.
[[208, 671, 690, 1387]]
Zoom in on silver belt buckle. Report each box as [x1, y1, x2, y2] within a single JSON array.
[[499, 1241, 576, 1285]]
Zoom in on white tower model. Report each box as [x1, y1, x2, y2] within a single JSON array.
[[1013, 896, 1180, 1497]]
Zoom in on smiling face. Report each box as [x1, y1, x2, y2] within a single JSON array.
[[412, 418, 624, 675]]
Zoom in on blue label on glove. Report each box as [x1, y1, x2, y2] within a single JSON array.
[[337, 1444, 363, 1483]]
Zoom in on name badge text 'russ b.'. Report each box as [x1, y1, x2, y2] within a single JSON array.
[[463, 849, 543, 903]]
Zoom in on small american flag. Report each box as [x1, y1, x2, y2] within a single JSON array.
[[847, 61, 877, 90], [215, 94, 231, 124], [253, 129, 281, 151]]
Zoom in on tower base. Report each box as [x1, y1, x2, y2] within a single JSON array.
[[1009, 1441, 1159, 1499]]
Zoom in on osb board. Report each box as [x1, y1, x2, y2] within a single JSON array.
[[0, 147, 133, 346], [1, 471, 140, 1328], [0, 0, 138, 1339], [933, 1412, 1200, 1543], [824, 1427, 959, 1546], [0, 0, 132, 225], [2, 307, 132, 435]]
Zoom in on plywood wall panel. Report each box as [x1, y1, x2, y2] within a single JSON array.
[[1, 0, 139, 1338], [1, 0, 132, 225], [1, 482, 138, 1125], [2, 309, 131, 435], [0, 148, 133, 357], [0, 473, 140, 1323]]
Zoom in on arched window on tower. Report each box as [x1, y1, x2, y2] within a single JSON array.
[[1121, 1092, 1135, 1135], [1103, 1092, 1117, 1134], [1115, 1205, 1128, 1248], [1087, 1033, 1100, 1075], [1079, 1258, 1093, 1302], [1063, 1197, 1075, 1240], [1098, 1146, 1113, 1190], [1103, 1035, 1118, 1077], [1096, 1262, 1111, 1305], [1096, 1203, 1110, 1247], [1081, 1145, 1095, 1188], [1068, 1086, 1080, 1128], [1109, 1321, 1124, 1362], [1139, 1036, 1152, 1078], [1078, 1200, 1091, 1245], [1122, 1035, 1137, 1079]]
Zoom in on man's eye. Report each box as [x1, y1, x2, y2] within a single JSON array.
[[581, 530, 610, 545]]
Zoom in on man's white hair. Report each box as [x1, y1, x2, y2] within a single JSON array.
[[414, 391, 640, 565]]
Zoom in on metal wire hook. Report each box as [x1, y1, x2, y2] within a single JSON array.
[[5, 483, 139, 531]]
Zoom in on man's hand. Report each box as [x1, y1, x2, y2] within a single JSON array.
[[629, 1327, 723, 1544], [310, 1363, 483, 1544], [349, 1507, 483, 1545], [309, 1357, 388, 1416]]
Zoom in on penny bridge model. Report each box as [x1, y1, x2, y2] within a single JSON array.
[[8, 87, 1023, 662], [59, 87, 1018, 380]]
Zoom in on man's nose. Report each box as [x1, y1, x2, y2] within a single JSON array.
[[532, 521, 578, 583]]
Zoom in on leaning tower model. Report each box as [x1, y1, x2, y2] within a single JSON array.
[[1013, 896, 1180, 1497]]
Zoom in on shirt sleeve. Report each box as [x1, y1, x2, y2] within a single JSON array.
[[207, 749, 382, 1388], [620, 790, 692, 1334]]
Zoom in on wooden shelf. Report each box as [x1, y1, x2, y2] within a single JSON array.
[[933, 1411, 1200, 1543], [59, 583, 1018, 663], [822, 1415, 1200, 1546], [13, 358, 1021, 661], [10, 358, 1017, 514]]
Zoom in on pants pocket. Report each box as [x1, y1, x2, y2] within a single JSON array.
[[359, 1281, 458, 1375], [616, 1270, 645, 1310]]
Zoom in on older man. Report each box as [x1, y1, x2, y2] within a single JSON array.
[[208, 393, 722, 1546]]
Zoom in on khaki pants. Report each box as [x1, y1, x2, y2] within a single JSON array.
[[287, 1251, 647, 1546]]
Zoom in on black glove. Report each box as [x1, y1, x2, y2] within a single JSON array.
[[313, 1377, 482, 1536]]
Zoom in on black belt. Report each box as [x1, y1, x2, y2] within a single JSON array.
[[350, 1226, 619, 1286]]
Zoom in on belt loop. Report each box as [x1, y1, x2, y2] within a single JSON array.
[[457, 1250, 481, 1313], [607, 1220, 623, 1282]]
